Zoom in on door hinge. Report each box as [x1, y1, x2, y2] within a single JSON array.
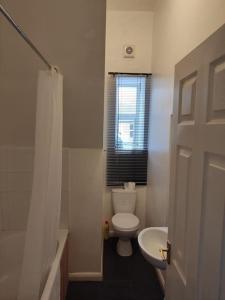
[[160, 240, 171, 265], [167, 240, 171, 265]]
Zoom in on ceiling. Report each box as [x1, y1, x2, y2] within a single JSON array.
[[107, 0, 157, 11]]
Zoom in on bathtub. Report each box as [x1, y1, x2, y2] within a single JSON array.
[[0, 230, 68, 300]]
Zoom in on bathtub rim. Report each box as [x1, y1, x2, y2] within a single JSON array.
[[40, 229, 68, 300]]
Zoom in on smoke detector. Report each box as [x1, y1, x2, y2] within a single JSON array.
[[123, 45, 135, 58]]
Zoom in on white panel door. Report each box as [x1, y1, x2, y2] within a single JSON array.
[[166, 24, 225, 300]]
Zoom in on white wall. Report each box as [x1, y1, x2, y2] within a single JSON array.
[[106, 9, 154, 73], [60, 148, 104, 278], [104, 5, 154, 230], [68, 149, 103, 276], [147, 0, 225, 226], [107, 0, 156, 12]]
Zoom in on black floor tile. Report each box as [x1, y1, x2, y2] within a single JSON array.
[[131, 280, 164, 300], [66, 238, 164, 300], [99, 280, 132, 300], [66, 282, 100, 300]]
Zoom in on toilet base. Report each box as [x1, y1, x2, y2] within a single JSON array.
[[117, 238, 132, 256]]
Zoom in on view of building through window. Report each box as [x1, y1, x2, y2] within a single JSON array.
[[115, 76, 146, 151]]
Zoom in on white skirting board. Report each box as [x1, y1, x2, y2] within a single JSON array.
[[69, 272, 103, 281]]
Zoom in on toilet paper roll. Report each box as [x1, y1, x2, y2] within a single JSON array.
[[124, 182, 136, 190]]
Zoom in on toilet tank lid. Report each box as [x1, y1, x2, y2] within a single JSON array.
[[112, 188, 136, 194]]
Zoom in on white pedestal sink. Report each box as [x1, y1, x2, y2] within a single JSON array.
[[138, 227, 168, 270]]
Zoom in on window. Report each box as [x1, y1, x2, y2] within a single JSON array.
[[107, 74, 151, 186]]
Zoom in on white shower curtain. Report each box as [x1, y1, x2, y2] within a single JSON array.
[[18, 68, 63, 300]]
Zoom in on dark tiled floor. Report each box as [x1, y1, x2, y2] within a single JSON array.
[[66, 238, 164, 300]]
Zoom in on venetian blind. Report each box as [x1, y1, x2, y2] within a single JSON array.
[[107, 73, 151, 186]]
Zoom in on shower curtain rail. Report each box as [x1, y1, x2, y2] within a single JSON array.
[[0, 4, 52, 69]]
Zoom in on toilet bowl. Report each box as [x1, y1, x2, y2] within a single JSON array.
[[112, 213, 140, 256]]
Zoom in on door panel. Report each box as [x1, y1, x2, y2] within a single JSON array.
[[198, 154, 225, 300], [167, 24, 225, 300], [179, 72, 197, 123], [173, 147, 192, 286], [208, 56, 225, 121]]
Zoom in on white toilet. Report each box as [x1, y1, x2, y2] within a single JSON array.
[[111, 188, 140, 256]]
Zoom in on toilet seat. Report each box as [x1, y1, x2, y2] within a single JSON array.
[[112, 213, 140, 231]]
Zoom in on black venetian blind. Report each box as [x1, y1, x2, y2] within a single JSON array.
[[107, 74, 151, 186]]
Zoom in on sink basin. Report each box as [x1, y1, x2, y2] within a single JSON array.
[[138, 227, 168, 270]]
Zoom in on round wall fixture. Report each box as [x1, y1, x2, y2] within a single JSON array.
[[126, 46, 133, 55], [124, 45, 135, 58]]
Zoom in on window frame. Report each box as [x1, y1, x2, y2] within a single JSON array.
[[107, 74, 151, 186]]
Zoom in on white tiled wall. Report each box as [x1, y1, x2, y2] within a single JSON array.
[[68, 148, 103, 274], [0, 146, 69, 231], [0, 146, 103, 274], [60, 148, 69, 229], [0, 146, 34, 230]]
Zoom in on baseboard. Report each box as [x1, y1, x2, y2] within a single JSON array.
[[69, 272, 103, 282], [156, 268, 165, 291]]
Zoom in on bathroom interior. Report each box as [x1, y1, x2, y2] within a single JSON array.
[[0, 0, 225, 299]]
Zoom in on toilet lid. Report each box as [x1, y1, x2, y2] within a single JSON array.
[[112, 213, 140, 231]]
